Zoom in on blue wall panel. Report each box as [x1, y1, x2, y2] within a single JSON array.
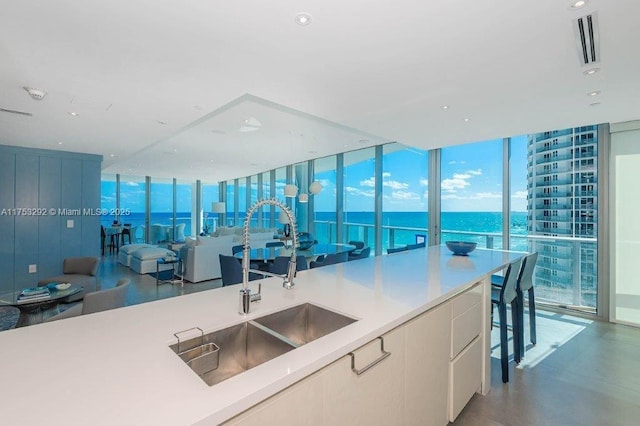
[[38, 156, 62, 281], [60, 158, 83, 259], [0, 145, 102, 292], [81, 160, 101, 256], [0, 154, 16, 294], [14, 154, 39, 288]]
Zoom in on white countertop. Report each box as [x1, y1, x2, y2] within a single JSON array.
[[0, 246, 521, 425]]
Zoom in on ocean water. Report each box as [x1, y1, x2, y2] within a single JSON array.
[[105, 211, 528, 250]]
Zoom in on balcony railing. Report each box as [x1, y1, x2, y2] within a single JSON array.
[[314, 220, 597, 312]]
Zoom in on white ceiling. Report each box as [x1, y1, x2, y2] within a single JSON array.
[[1, 0, 639, 182]]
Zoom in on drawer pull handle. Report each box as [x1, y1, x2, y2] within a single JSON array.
[[349, 336, 391, 376]]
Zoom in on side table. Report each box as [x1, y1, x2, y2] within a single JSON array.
[[156, 257, 183, 286]]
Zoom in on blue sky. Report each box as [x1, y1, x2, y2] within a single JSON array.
[[102, 136, 529, 213]]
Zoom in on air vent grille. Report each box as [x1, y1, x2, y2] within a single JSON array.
[[573, 12, 600, 66], [0, 107, 33, 117]]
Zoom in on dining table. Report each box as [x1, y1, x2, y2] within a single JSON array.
[[233, 243, 356, 263]]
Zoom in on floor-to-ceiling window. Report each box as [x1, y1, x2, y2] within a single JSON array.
[[382, 143, 429, 250], [175, 180, 192, 239], [238, 178, 247, 226], [343, 148, 376, 248], [150, 178, 172, 243], [509, 136, 529, 252], [100, 174, 117, 228], [526, 126, 599, 313], [118, 175, 146, 241], [202, 182, 220, 234], [441, 139, 504, 249], [314, 155, 337, 244], [226, 179, 235, 226]]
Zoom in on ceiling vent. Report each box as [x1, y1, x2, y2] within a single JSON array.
[[23, 86, 47, 100], [573, 12, 600, 66], [0, 107, 33, 117]]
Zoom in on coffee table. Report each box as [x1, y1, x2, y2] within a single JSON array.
[[0, 285, 82, 327]]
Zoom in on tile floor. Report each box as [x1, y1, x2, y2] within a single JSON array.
[[454, 309, 640, 425]]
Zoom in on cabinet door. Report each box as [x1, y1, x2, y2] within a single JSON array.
[[449, 336, 482, 421], [223, 371, 324, 426], [404, 301, 452, 426], [324, 327, 406, 425]]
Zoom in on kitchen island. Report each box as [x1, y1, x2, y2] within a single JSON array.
[[0, 246, 522, 425]]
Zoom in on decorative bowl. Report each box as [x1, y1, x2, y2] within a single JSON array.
[[55, 283, 71, 290], [445, 241, 477, 256]]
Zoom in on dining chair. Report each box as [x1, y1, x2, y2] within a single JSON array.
[[309, 251, 348, 268], [101, 225, 107, 255], [387, 246, 408, 254], [406, 242, 426, 250], [269, 255, 308, 275], [231, 245, 244, 255], [348, 240, 365, 250], [491, 257, 523, 383], [219, 254, 261, 286], [120, 223, 132, 245], [348, 246, 371, 261], [266, 241, 285, 248]]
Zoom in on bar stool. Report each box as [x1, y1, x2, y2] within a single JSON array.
[[491, 257, 522, 383], [515, 252, 539, 356]]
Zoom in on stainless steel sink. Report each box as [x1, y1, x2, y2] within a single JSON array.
[[170, 321, 296, 386], [170, 303, 357, 386], [253, 303, 357, 346]]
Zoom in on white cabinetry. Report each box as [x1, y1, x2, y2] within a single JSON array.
[[448, 283, 483, 422], [404, 301, 452, 426], [225, 284, 484, 426], [324, 326, 405, 425]]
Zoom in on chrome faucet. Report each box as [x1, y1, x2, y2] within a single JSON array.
[[239, 198, 298, 315]]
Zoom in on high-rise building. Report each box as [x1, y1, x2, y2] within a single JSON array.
[[527, 125, 598, 310]]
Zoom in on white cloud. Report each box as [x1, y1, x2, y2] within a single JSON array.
[[360, 173, 409, 190], [472, 192, 501, 199], [467, 169, 482, 176], [441, 177, 470, 192], [385, 180, 408, 190], [125, 181, 141, 187], [360, 177, 375, 187], [419, 178, 428, 186], [391, 190, 420, 201], [345, 186, 375, 197], [513, 190, 528, 199], [448, 160, 466, 165]]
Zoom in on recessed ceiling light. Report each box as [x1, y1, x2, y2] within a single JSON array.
[[67, 112, 78, 117], [569, 0, 589, 10], [57, 142, 63, 145], [587, 91, 600, 96], [295, 12, 312, 26], [441, 105, 449, 110], [109, 154, 118, 158], [463, 118, 470, 122], [583, 67, 600, 75], [589, 102, 601, 107], [157, 120, 168, 125]]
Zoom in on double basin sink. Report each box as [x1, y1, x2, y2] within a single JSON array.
[[169, 303, 357, 386]]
